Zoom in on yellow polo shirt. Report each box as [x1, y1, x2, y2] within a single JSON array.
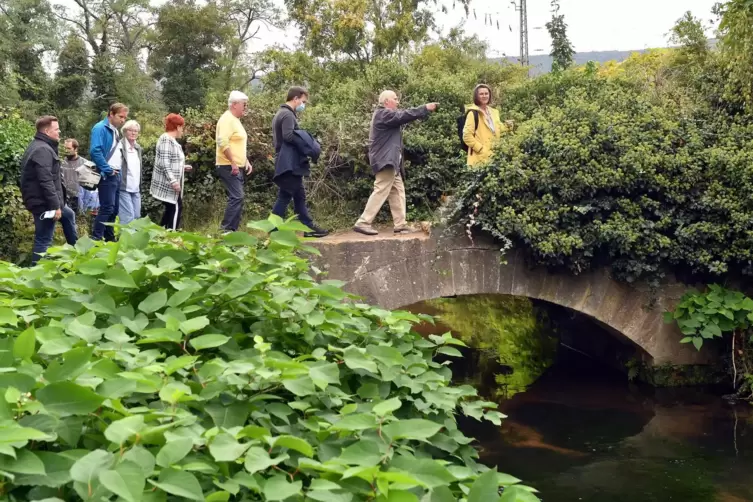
[[215, 110, 248, 166]]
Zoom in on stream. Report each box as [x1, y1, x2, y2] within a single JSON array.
[[406, 294, 753, 502]]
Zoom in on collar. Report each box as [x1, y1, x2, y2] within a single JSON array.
[[35, 132, 58, 149], [281, 104, 295, 113]]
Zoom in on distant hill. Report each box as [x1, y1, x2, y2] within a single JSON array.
[[499, 40, 718, 75], [495, 49, 649, 75]]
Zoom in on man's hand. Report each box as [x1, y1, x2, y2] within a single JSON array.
[[171, 182, 180, 192], [426, 103, 439, 112], [230, 163, 239, 176], [245, 159, 253, 175], [54, 209, 62, 221]]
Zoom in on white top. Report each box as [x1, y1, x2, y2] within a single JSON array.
[[109, 140, 124, 172], [125, 142, 141, 192]]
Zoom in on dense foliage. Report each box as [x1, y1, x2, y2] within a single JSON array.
[[0, 217, 541, 501], [456, 11, 753, 285], [667, 285, 753, 397]]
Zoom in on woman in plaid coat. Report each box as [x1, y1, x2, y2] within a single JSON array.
[[150, 114, 191, 229]]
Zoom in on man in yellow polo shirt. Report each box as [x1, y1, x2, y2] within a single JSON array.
[[215, 90, 253, 232]]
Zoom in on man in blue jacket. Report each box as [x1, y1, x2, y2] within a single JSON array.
[[90, 102, 129, 241], [270, 87, 329, 238]]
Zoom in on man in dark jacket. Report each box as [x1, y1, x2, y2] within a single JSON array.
[[353, 90, 437, 236], [271, 86, 329, 238], [20, 116, 78, 265]]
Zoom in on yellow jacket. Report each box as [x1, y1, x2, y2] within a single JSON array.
[[462, 105, 505, 166]]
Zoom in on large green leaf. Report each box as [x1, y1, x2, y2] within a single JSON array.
[[13, 327, 36, 360], [272, 435, 314, 458], [263, 474, 302, 501], [209, 433, 250, 462], [467, 469, 500, 502], [149, 468, 204, 501], [138, 290, 168, 314], [35, 382, 104, 417], [156, 437, 193, 467], [70, 450, 113, 486], [104, 415, 145, 445], [383, 419, 442, 440], [244, 447, 288, 474], [99, 460, 145, 502], [330, 413, 378, 431], [343, 347, 378, 373], [0, 449, 45, 474]]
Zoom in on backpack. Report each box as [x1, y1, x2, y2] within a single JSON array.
[[457, 106, 479, 152]]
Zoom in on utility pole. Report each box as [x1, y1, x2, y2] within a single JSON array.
[[511, 0, 530, 71]]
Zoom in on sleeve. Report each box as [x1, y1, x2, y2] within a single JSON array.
[[281, 113, 297, 144], [463, 111, 484, 154], [155, 138, 178, 184], [377, 106, 430, 128], [216, 116, 231, 151], [89, 126, 112, 175], [33, 150, 61, 210]]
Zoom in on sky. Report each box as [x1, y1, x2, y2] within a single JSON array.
[[250, 0, 722, 57]]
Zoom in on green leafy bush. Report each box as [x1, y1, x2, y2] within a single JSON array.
[[457, 66, 753, 285], [0, 216, 539, 501], [0, 109, 35, 261]]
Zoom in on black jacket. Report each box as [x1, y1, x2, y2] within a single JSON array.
[[20, 133, 64, 215], [273, 129, 321, 180]]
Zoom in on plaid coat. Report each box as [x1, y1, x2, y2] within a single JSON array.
[[150, 133, 185, 204]]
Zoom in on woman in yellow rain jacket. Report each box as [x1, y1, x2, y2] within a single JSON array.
[[462, 84, 506, 167]]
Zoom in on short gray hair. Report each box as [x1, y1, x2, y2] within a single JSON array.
[[122, 120, 140, 133], [228, 90, 249, 107], [378, 90, 397, 105]]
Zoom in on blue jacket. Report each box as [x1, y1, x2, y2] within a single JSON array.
[[89, 118, 119, 176], [273, 129, 321, 180]]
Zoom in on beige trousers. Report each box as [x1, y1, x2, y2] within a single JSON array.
[[355, 167, 406, 227]]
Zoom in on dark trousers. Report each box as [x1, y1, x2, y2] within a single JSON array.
[[271, 173, 314, 228], [215, 165, 244, 231], [161, 197, 183, 230], [92, 173, 120, 241], [32, 206, 78, 265]]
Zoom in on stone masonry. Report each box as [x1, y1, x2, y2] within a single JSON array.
[[310, 225, 706, 366]]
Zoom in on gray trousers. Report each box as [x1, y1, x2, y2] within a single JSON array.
[[215, 165, 244, 231]]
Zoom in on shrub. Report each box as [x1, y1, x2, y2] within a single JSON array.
[[0, 109, 35, 261], [0, 216, 539, 501], [457, 67, 753, 285]]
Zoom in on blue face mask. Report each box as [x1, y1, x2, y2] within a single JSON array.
[[295, 103, 306, 113]]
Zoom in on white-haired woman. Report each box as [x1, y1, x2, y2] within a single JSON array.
[[118, 119, 143, 225]]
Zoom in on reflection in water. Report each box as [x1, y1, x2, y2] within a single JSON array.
[[408, 295, 557, 398], [405, 295, 753, 502]]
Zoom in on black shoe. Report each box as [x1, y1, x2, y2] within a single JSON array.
[[304, 226, 330, 238]]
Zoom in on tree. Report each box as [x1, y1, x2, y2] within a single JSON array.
[[0, 0, 58, 104], [219, 0, 283, 91], [285, 0, 469, 64], [150, 0, 230, 112], [715, 0, 753, 108], [545, 0, 574, 72], [53, 33, 89, 110]]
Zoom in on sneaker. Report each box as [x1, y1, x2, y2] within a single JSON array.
[[353, 225, 379, 236], [394, 225, 416, 234], [304, 226, 330, 238]]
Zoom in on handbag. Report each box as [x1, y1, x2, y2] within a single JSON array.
[[76, 160, 101, 191]]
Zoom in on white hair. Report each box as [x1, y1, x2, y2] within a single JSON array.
[[228, 90, 249, 107], [378, 90, 396, 106], [122, 120, 140, 133]]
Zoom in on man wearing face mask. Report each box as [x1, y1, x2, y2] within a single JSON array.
[[215, 90, 253, 232], [270, 86, 329, 238]]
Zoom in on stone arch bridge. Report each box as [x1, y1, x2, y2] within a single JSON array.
[[311, 225, 704, 366]]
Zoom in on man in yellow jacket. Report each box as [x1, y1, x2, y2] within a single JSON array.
[[463, 84, 508, 167]]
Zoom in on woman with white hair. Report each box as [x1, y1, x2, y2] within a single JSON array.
[[215, 90, 253, 232], [118, 119, 143, 225]]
